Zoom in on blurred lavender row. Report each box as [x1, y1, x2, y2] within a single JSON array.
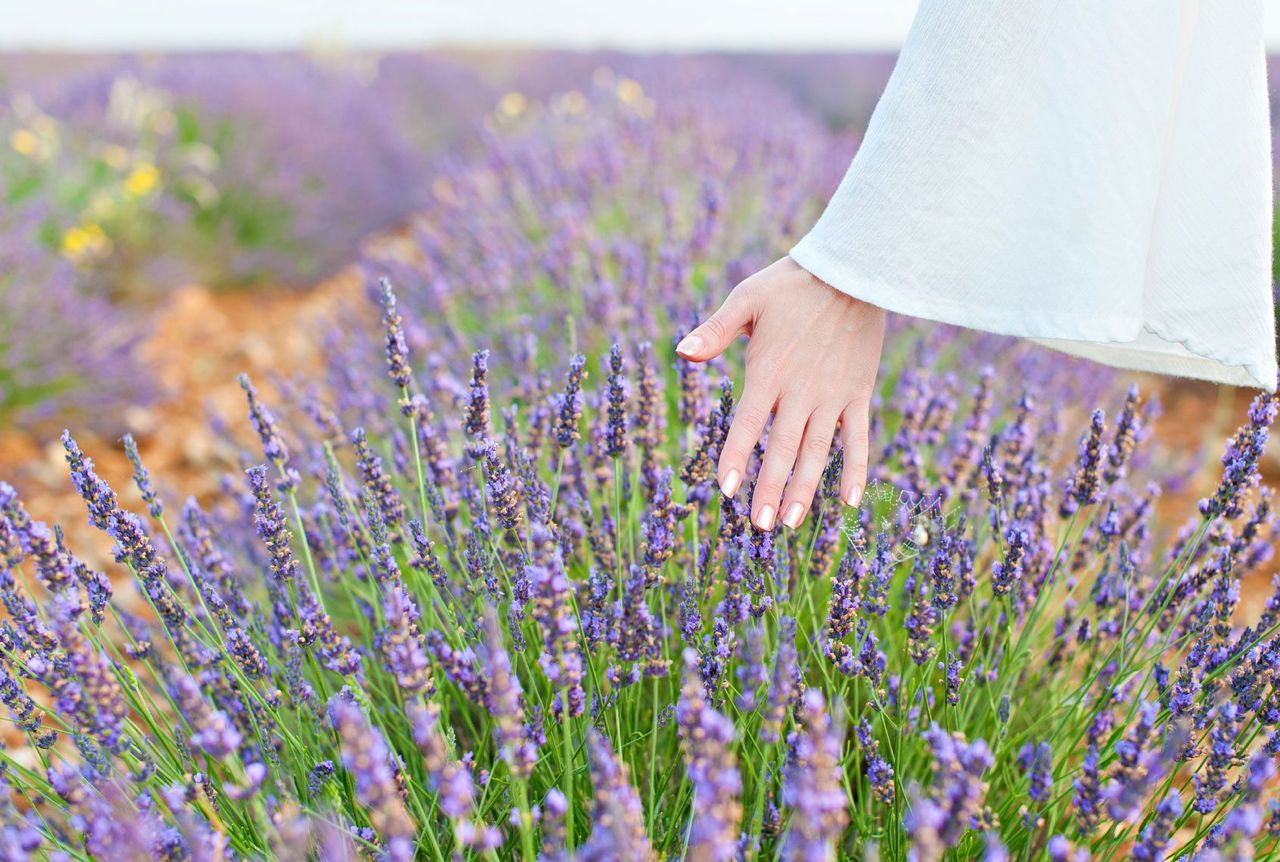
[[0, 50, 893, 430]]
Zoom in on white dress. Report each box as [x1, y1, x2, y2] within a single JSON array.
[[789, 0, 1277, 390]]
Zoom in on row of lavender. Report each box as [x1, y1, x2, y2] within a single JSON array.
[[1, 51, 500, 428], [0, 59, 1277, 861], [0, 51, 893, 431]]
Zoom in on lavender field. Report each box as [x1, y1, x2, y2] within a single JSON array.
[[0, 51, 1278, 861]]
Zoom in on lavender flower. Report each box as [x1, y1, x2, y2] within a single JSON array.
[[484, 617, 538, 779], [781, 690, 848, 862], [122, 434, 163, 519], [541, 789, 569, 861], [905, 579, 939, 666], [856, 719, 895, 808], [465, 350, 492, 442], [63, 433, 208, 666], [1132, 791, 1181, 862], [991, 525, 1028, 597], [376, 584, 432, 695], [640, 468, 677, 576], [528, 523, 585, 718], [1194, 703, 1237, 814], [352, 427, 407, 535], [1105, 385, 1142, 483], [762, 617, 799, 744], [61, 431, 119, 531], [378, 277, 414, 392], [247, 465, 299, 585], [1018, 741, 1053, 805], [327, 696, 416, 862], [1201, 389, 1279, 518], [43, 594, 127, 753], [736, 621, 767, 710], [580, 731, 654, 862], [905, 725, 994, 860], [677, 650, 742, 861], [238, 374, 293, 478], [171, 674, 241, 758], [554, 353, 588, 448], [1063, 409, 1107, 513], [480, 439, 523, 532], [604, 343, 628, 459]]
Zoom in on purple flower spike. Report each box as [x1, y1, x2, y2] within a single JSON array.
[[906, 725, 994, 860], [171, 674, 241, 758], [61, 430, 120, 531], [122, 434, 163, 519], [378, 277, 414, 391], [376, 584, 432, 696], [554, 353, 588, 449], [483, 616, 538, 779], [528, 523, 585, 718], [1062, 409, 1107, 514], [855, 719, 895, 808], [604, 343, 628, 459], [465, 350, 492, 442], [1018, 741, 1053, 804], [1200, 388, 1279, 519], [238, 374, 294, 481], [580, 731, 654, 861], [781, 690, 848, 862], [46, 594, 127, 753], [328, 696, 416, 862], [677, 650, 742, 861], [247, 465, 299, 585], [1131, 791, 1181, 862]]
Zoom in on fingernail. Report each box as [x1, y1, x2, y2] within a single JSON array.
[[756, 505, 775, 531], [782, 502, 804, 529], [675, 334, 703, 357], [845, 485, 863, 508], [719, 469, 740, 498]]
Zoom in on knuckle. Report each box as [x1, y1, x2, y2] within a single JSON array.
[[767, 427, 803, 455], [845, 428, 871, 450], [843, 456, 869, 481], [733, 405, 771, 435], [701, 315, 729, 344], [804, 433, 835, 458]]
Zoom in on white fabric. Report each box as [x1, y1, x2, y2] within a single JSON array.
[[790, 0, 1277, 390]]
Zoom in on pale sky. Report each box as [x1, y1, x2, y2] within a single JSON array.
[[3, 1, 1280, 51]]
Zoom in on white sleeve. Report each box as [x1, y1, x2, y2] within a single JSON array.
[[789, 0, 1277, 390]]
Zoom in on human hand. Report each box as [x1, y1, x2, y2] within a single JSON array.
[[676, 256, 885, 531]]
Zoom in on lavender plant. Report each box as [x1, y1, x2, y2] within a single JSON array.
[[1, 260, 1277, 859], [1, 58, 1277, 862]]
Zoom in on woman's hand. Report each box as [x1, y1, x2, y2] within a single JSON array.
[[676, 256, 885, 531]]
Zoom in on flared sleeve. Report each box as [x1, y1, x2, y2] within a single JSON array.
[[789, 0, 1277, 390]]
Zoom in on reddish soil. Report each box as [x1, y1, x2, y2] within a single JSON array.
[[0, 267, 371, 567]]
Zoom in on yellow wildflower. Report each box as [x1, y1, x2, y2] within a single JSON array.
[[61, 223, 112, 262], [497, 92, 527, 118], [8, 129, 38, 157], [616, 78, 644, 105], [124, 163, 160, 197]]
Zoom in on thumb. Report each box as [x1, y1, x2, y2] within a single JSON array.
[[675, 293, 752, 362]]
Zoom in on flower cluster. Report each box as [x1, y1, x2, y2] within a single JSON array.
[[0, 62, 1275, 862]]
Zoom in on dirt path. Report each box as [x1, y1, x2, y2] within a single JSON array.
[[0, 268, 369, 563]]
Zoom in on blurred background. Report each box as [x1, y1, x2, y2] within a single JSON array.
[[1, 0, 1277, 527]]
